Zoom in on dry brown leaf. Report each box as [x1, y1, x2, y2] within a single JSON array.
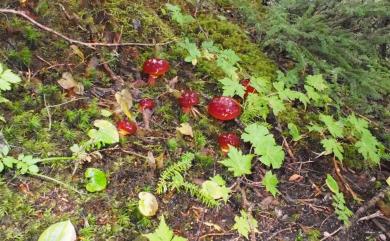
[[176, 123, 193, 137], [156, 152, 164, 169], [203, 222, 223, 232], [57, 72, 84, 95], [147, 151, 156, 171], [289, 174, 304, 182]]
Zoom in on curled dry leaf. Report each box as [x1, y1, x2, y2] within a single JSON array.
[[288, 174, 303, 182], [57, 72, 84, 95], [138, 192, 158, 217], [176, 123, 193, 137], [114, 89, 133, 120]]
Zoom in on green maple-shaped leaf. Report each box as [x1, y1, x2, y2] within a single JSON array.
[[355, 130, 381, 165], [266, 95, 286, 116], [144, 216, 187, 241], [165, 4, 194, 26], [241, 123, 285, 169], [262, 171, 280, 197], [219, 77, 246, 98], [0, 64, 22, 91], [241, 123, 269, 145], [219, 147, 253, 177], [233, 210, 259, 239], [88, 120, 119, 145], [321, 138, 344, 161], [319, 114, 344, 138], [346, 114, 368, 136], [259, 144, 284, 169], [178, 38, 201, 66], [201, 175, 231, 203], [288, 123, 302, 141], [201, 40, 220, 54]]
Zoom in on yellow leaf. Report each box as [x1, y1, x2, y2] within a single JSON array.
[[70, 45, 85, 62], [176, 123, 193, 137], [115, 89, 133, 120]]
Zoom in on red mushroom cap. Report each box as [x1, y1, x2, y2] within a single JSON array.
[[139, 98, 155, 111], [207, 96, 241, 121], [241, 79, 256, 97], [218, 133, 240, 153], [143, 58, 170, 86], [178, 90, 199, 113], [117, 120, 137, 136]]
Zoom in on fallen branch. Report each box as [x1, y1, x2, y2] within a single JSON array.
[[0, 8, 175, 49]]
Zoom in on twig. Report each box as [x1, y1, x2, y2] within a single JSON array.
[[30, 172, 82, 195], [47, 97, 88, 108], [43, 94, 52, 131], [347, 186, 390, 227], [320, 226, 343, 241], [357, 211, 383, 222], [333, 157, 362, 202], [0, 8, 176, 49], [121, 149, 148, 159], [266, 228, 291, 241]]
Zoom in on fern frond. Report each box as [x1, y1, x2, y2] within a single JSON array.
[[156, 152, 194, 194]]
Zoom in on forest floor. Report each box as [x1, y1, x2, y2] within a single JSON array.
[[0, 1, 389, 241]]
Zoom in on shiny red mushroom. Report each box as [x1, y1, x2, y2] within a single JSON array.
[[117, 120, 137, 136], [208, 96, 241, 121], [139, 98, 156, 130], [218, 133, 240, 153], [139, 98, 156, 111], [241, 79, 256, 98], [143, 58, 170, 86], [178, 90, 200, 114]]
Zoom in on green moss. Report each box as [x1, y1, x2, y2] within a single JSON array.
[[182, 16, 276, 79], [8, 47, 32, 67], [105, 1, 175, 43]]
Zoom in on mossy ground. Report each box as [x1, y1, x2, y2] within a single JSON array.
[[0, 1, 388, 240]]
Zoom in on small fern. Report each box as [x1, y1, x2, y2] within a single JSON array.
[[156, 152, 219, 207], [156, 152, 194, 194]]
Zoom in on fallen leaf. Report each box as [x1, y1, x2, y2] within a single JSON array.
[[203, 222, 223, 232], [147, 151, 156, 171], [38, 220, 76, 241], [115, 89, 133, 120], [156, 152, 164, 169], [138, 192, 158, 217], [176, 123, 193, 137], [57, 72, 84, 95], [289, 174, 303, 182], [70, 45, 85, 62]]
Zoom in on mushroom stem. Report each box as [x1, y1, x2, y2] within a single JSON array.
[[181, 106, 192, 113], [147, 75, 158, 86]]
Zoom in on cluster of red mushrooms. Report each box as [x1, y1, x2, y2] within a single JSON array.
[[116, 58, 256, 153]]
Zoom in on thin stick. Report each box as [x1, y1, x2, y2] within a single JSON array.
[[30, 172, 82, 194], [320, 226, 343, 241], [0, 8, 176, 49], [43, 94, 52, 131]]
